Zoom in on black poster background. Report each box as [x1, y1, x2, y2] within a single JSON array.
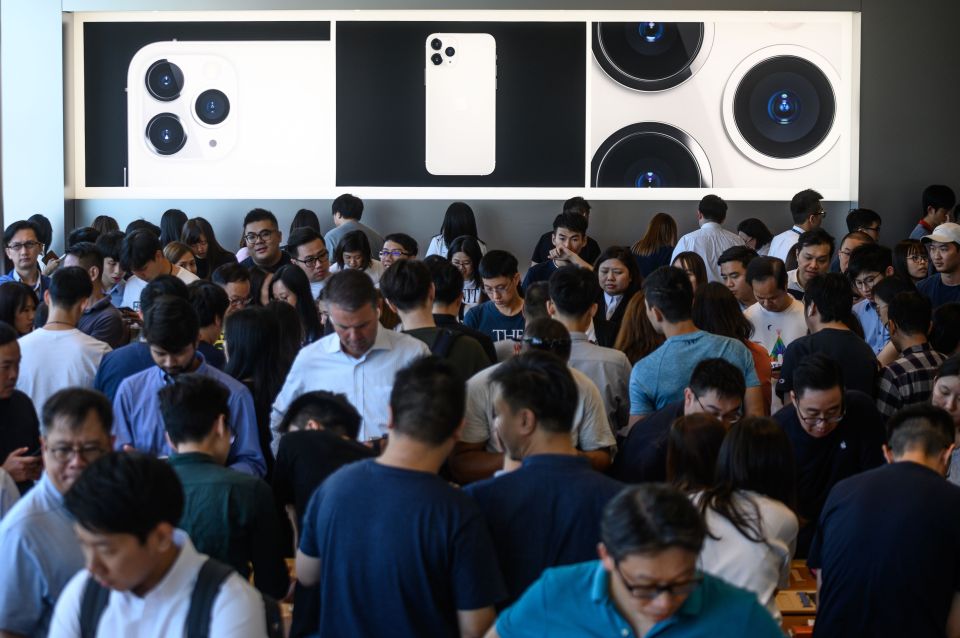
[[83, 21, 331, 187], [336, 21, 586, 187]]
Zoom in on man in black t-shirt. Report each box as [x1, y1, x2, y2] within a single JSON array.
[[529, 196, 601, 266], [0, 323, 41, 494]]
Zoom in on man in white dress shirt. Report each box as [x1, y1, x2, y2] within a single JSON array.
[[670, 195, 744, 283], [768, 189, 826, 264]]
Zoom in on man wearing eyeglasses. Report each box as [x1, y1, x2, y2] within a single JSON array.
[[0, 388, 113, 638], [238, 208, 291, 274], [1, 220, 50, 297], [773, 354, 884, 557], [786, 228, 834, 302], [846, 243, 894, 354], [287, 227, 331, 299], [919, 222, 960, 308], [489, 484, 782, 638], [767, 188, 825, 264]]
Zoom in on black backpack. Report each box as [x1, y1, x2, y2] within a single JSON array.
[[78, 558, 283, 638], [430, 328, 462, 359]]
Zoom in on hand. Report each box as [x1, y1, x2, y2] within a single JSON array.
[[42, 258, 61, 277], [552, 245, 591, 270], [2, 447, 42, 483]]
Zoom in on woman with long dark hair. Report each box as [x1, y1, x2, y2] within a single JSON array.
[[737, 218, 774, 256], [695, 417, 799, 619], [160, 208, 188, 246], [447, 235, 487, 314], [0, 282, 38, 336], [270, 264, 323, 344], [425, 201, 486, 258], [181, 217, 237, 279], [613, 291, 664, 365], [673, 251, 709, 292], [593, 246, 642, 348], [331, 230, 384, 285], [666, 413, 727, 493], [631, 212, 677, 277]]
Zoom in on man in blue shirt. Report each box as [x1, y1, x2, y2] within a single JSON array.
[[490, 484, 783, 638], [845, 243, 893, 354], [0, 220, 51, 298], [113, 296, 266, 477], [628, 266, 762, 426], [919, 222, 960, 308], [0, 388, 113, 638], [465, 351, 622, 606], [296, 357, 506, 637]]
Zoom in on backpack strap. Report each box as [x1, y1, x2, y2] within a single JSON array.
[[431, 328, 462, 359], [185, 559, 235, 638], [79, 575, 111, 638]]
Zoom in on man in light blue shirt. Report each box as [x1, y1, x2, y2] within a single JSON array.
[[0, 388, 114, 638], [670, 195, 744, 283], [113, 296, 265, 477], [628, 267, 762, 426], [489, 484, 782, 638], [847, 243, 893, 354]]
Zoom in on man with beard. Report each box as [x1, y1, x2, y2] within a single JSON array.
[[112, 295, 265, 477]]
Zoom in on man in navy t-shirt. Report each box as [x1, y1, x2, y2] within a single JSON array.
[[464, 250, 525, 343], [521, 212, 593, 290], [919, 222, 960, 308], [295, 357, 506, 637]]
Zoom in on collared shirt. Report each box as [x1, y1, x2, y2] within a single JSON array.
[[670, 222, 745, 283], [603, 292, 623, 320], [16, 328, 111, 414], [786, 268, 804, 300], [768, 225, 805, 263], [0, 267, 50, 296], [0, 473, 83, 637], [569, 332, 632, 433], [494, 561, 783, 638], [876, 343, 946, 418], [113, 358, 266, 477], [0, 469, 18, 518], [106, 280, 125, 308], [270, 328, 430, 444], [78, 295, 127, 348], [852, 298, 889, 354], [48, 531, 267, 638]]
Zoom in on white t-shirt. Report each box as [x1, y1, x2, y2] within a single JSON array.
[[462, 280, 483, 314], [744, 298, 807, 366], [329, 260, 385, 287], [425, 234, 488, 259], [16, 328, 111, 411], [120, 267, 200, 311]]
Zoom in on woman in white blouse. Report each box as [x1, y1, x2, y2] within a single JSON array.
[[329, 229, 385, 286], [425, 202, 487, 258]]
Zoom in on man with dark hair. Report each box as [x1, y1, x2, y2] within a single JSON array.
[[238, 208, 291, 273], [66, 226, 99, 248], [919, 222, 960, 307], [62, 242, 125, 348], [295, 357, 505, 637], [48, 452, 268, 636], [530, 197, 601, 266], [452, 318, 616, 483], [847, 243, 894, 353], [160, 374, 288, 598], [113, 296, 266, 477], [17, 267, 111, 410], [381, 259, 491, 381], [671, 194, 744, 283], [94, 230, 126, 307], [0, 220, 50, 297], [287, 227, 330, 299], [876, 292, 946, 418], [845, 208, 882, 241], [464, 250, 525, 343], [744, 256, 807, 367], [717, 245, 758, 309], [324, 193, 383, 259], [809, 405, 960, 637], [777, 273, 878, 401], [464, 351, 623, 606], [787, 227, 834, 301], [211, 262, 253, 316], [910, 184, 956, 240], [833, 230, 874, 274], [0, 323, 41, 494], [490, 484, 782, 637], [187, 281, 229, 370], [93, 275, 189, 402], [547, 266, 631, 433], [612, 358, 745, 484], [0, 388, 113, 638], [521, 213, 592, 289], [424, 256, 497, 362], [379, 233, 418, 269], [629, 266, 762, 425], [270, 269, 429, 445], [772, 354, 884, 556], [119, 228, 198, 310], [768, 188, 825, 263]]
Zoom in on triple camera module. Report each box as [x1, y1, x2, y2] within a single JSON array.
[[430, 37, 455, 65], [144, 59, 230, 155]]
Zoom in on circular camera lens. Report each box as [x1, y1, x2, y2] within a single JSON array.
[[638, 22, 665, 44], [635, 171, 664, 188], [431, 38, 442, 51], [445, 47, 455, 57], [733, 55, 835, 159], [431, 53, 443, 66], [195, 89, 230, 126], [592, 122, 711, 188], [145, 113, 186, 156], [593, 21, 707, 91], [145, 60, 184, 102]]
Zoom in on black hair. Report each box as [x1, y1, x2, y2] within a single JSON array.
[[383, 233, 418, 257], [67, 227, 100, 248], [3, 220, 41, 245], [277, 390, 361, 438], [601, 484, 707, 560], [793, 353, 844, 397], [424, 255, 463, 305], [893, 239, 927, 281], [40, 387, 113, 438], [187, 281, 229, 328], [265, 300, 305, 360], [332, 193, 364, 220], [270, 264, 323, 343], [796, 227, 835, 257], [887, 404, 956, 457], [522, 317, 571, 361], [440, 202, 480, 248], [27, 215, 53, 247], [672, 252, 708, 290], [139, 275, 190, 316], [643, 266, 693, 323], [95, 230, 125, 263], [64, 451, 184, 544], [562, 196, 591, 217], [0, 281, 38, 332], [181, 218, 232, 272], [745, 256, 788, 290], [937, 355, 960, 380], [736, 218, 773, 250], [159, 374, 230, 445], [548, 265, 600, 317], [923, 184, 957, 214], [124, 219, 161, 238], [380, 259, 432, 311], [717, 245, 758, 270], [931, 303, 960, 356], [243, 208, 278, 229], [888, 291, 932, 337], [390, 356, 465, 446], [522, 283, 551, 323], [491, 351, 577, 434], [64, 242, 103, 272], [160, 209, 188, 246], [0, 321, 17, 346], [478, 249, 519, 279], [552, 212, 588, 236], [334, 230, 372, 270], [688, 358, 746, 402], [120, 229, 162, 272], [49, 266, 93, 308], [872, 275, 915, 306], [846, 243, 893, 280], [698, 194, 728, 223], [789, 188, 824, 225], [693, 283, 754, 342], [91, 215, 120, 235], [594, 246, 642, 297], [324, 269, 378, 312], [667, 413, 727, 493], [286, 227, 325, 257], [211, 262, 251, 286], [247, 267, 270, 307], [448, 235, 485, 289], [290, 208, 321, 235], [846, 208, 882, 233], [803, 272, 852, 323], [143, 295, 200, 352]]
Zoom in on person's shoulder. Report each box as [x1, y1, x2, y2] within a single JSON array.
[[383, 327, 432, 353], [73, 329, 112, 353], [917, 274, 940, 292], [698, 572, 779, 624], [115, 365, 157, 396], [280, 429, 375, 459]]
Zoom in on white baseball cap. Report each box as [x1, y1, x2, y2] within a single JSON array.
[[922, 222, 960, 246]]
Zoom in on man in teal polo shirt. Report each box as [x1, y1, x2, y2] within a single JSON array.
[[488, 485, 782, 638]]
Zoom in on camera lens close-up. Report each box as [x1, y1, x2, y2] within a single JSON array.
[[592, 122, 711, 188], [431, 38, 442, 51], [431, 53, 443, 66], [145, 59, 184, 102], [593, 21, 708, 91], [733, 55, 835, 159], [195, 89, 231, 126], [445, 47, 455, 57], [146, 113, 187, 156]]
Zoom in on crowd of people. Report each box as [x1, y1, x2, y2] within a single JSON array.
[[1, 185, 960, 637]]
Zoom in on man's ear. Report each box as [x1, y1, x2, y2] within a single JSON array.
[[546, 300, 557, 317], [43, 290, 51, 306], [882, 444, 895, 465], [90, 265, 101, 284], [587, 302, 598, 320]]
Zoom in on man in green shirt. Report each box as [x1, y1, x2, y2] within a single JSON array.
[[159, 373, 289, 599]]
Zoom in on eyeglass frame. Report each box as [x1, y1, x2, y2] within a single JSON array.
[[613, 561, 703, 601], [792, 396, 846, 426], [243, 229, 276, 245], [378, 249, 411, 259], [292, 251, 330, 268], [5, 240, 43, 253], [694, 394, 743, 424], [46, 444, 108, 464]]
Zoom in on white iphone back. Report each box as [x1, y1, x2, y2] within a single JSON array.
[[425, 33, 497, 176], [126, 40, 332, 193]]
